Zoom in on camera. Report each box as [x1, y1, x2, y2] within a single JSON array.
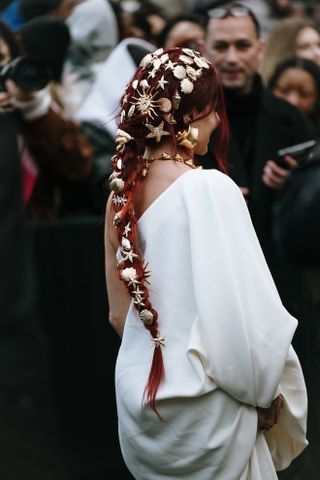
[[0, 56, 51, 93], [276, 140, 317, 168]]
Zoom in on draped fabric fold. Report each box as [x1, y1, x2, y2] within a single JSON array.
[[115, 169, 307, 479]]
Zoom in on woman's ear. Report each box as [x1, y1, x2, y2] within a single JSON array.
[[183, 110, 195, 125], [182, 113, 191, 125]]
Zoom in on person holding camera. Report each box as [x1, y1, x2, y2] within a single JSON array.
[[0, 20, 93, 220]]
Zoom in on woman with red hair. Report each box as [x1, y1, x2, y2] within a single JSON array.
[[105, 47, 308, 479]]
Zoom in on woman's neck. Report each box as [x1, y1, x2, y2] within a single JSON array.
[[141, 141, 197, 176], [143, 141, 192, 160]]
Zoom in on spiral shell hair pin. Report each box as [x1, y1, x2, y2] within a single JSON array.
[[115, 129, 134, 152]]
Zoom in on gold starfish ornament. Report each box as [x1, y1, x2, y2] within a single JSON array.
[[151, 334, 166, 348], [146, 121, 171, 143]]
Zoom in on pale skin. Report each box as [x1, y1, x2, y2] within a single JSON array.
[[105, 105, 283, 429], [205, 15, 295, 191]]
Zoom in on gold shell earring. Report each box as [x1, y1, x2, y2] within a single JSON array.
[[176, 125, 199, 150]]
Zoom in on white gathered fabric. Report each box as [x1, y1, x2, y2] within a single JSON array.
[[67, 0, 119, 57], [76, 37, 155, 136], [115, 169, 308, 480]]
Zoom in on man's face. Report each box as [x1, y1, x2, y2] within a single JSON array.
[[205, 16, 263, 94]]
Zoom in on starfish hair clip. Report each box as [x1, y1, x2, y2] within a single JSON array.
[[151, 334, 165, 348], [145, 121, 170, 143]]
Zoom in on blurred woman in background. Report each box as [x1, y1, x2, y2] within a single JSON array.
[[268, 57, 320, 138], [261, 16, 320, 85]]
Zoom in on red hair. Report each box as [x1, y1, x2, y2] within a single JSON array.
[[110, 47, 228, 417]]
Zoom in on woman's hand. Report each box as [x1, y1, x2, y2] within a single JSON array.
[[262, 155, 298, 189], [257, 394, 284, 431]]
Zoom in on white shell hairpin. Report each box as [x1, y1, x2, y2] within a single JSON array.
[[110, 177, 125, 193], [140, 53, 153, 69], [140, 309, 154, 326], [159, 97, 172, 113], [194, 56, 210, 69], [116, 158, 123, 170], [173, 65, 186, 80], [186, 66, 198, 81], [153, 58, 162, 70], [182, 48, 197, 58], [128, 105, 135, 118], [115, 129, 134, 150], [113, 211, 122, 227], [140, 79, 149, 90], [180, 78, 194, 94], [179, 54, 194, 65], [121, 237, 131, 251], [154, 48, 164, 55], [121, 267, 137, 283], [160, 53, 169, 64], [172, 90, 181, 110]]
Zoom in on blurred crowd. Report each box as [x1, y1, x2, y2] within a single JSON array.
[[0, 0, 319, 221], [1, 1, 320, 479]]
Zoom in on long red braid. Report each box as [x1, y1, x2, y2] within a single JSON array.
[[109, 47, 228, 417], [110, 134, 165, 416]]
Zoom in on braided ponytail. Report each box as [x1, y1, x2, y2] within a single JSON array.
[[109, 47, 228, 417], [110, 132, 165, 416]]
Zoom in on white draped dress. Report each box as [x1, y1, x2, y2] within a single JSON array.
[[115, 169, 308, 480]]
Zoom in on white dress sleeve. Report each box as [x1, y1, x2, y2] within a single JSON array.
[[183, 170, 307, 467]]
